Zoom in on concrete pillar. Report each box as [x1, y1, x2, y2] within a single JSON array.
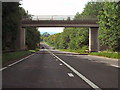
[[19, 28, 26, 50], [89, 27, 99, 52]]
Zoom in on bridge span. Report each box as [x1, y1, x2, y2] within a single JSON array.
[[21, 20, 99, 28], [18, 16, 99, 52]]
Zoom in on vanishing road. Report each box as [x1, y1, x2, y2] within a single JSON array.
[[2, 43, 119, 89]]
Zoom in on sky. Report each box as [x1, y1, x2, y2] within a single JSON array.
[[21, 0, 90, 35]]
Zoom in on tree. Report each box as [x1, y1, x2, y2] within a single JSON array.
[[2, 2, 41, 51], [26, 27, 40, 49], [2, 2, 22, 50], [98, 2, 120, 51]]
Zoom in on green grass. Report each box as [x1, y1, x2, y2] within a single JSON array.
[[2, 50, 38, 64], [59, 49, 119, 59], [58, 46, 88, 54], [44, 42, 120, 59], [59, 49, 88, 54], [89, 51, 120, 59]]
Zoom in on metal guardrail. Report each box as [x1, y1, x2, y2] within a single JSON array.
[[22, 15, 98, 21]]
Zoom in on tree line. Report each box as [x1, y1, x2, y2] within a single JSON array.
[[44, 2, 120, 52], [2, 2, 40, 51]]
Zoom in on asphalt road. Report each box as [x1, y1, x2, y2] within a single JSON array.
[[2, 43, 119, 89]]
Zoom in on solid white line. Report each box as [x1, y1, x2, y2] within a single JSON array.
[[47, 49, 102, 90], [8, 53, 35, 67], [0, 53, 35, 71], [68, 73, 74, 77], [0, 67, 7, 71], [110, 65, 120, 68], [8, 60, 22, 67]]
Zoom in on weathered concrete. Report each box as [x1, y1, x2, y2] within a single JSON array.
[[89, 27, 99, 52], [19, 28, 26, 50], [21, 20, 99, 28]]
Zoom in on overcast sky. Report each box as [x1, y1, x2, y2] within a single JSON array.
[[21, 0, 90, 34]]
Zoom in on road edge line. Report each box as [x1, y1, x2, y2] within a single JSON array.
[[0, 53, 35, 71]]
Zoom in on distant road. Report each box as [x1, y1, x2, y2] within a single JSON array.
[[2, 43, 118, 89]]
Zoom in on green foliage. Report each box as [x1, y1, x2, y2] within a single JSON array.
[[2, 2, 21, 50], [98, 2, 120, 51], [2, 2, 41, 51], [44, 28, 89, 50], [2, 50, 32, 64], [74, 2, 104, 20], [26, 27, 40, 50], [40, 32, 50, 41], [90, 52, 119, 59]]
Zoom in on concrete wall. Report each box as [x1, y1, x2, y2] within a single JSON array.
[[89, 27, 99, 52], [16, 27, 26, 50]]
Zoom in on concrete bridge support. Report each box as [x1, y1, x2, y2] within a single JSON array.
[[19, 27, 26, 50], [89, 27, 99, 52]]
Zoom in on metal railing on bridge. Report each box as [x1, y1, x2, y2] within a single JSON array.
[[22, 15, 98, 21]]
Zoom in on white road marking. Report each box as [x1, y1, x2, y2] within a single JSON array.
[[68, 73, 74, 77], [8, 60, 22, 67], [88, 59, 92, 60], [56, 59, 58, 61], [0, 67, 7, 71], [110, 65, 120, 68], [47, 49, 102, 90], [8, 53, 35, 67], [59, 63, 63, 65], [0, 53, 35, 71]]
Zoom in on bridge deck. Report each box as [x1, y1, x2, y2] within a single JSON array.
[[21, 20, 99, 28]]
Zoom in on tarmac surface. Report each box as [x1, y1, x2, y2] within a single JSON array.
[[2, 43, 119, 89]]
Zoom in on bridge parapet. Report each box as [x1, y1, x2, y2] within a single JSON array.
[[22, 15, 98, 21]]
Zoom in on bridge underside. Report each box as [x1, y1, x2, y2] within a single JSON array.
[[19, 20, 99, 52]]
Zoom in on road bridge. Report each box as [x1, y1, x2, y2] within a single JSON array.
[[18, 15, 99, 52]]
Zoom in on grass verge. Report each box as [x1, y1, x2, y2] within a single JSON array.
[[2, 50, 39, 65], [59, 49, 88, 54], [44, 42, 120, 59], [89, 51, 120, 59]]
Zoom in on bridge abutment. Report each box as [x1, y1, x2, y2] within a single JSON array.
[[17, 27, 26, 50], [20, 28, 26, 50], [89, 27, 99, 52]]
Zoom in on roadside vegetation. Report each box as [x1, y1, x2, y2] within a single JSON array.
[[3, 50, 31, 65], [43, 2, 120, 59], [2, 49, 40, 65], [90, 51, 119, 59], [2, 2, 41, 65]]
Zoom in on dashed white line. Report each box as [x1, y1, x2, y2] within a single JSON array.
[[47, 49, 102, 90], [55, 59, 58, 61], [59, 63, 63, 66], [68, 73, 74, 77]]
